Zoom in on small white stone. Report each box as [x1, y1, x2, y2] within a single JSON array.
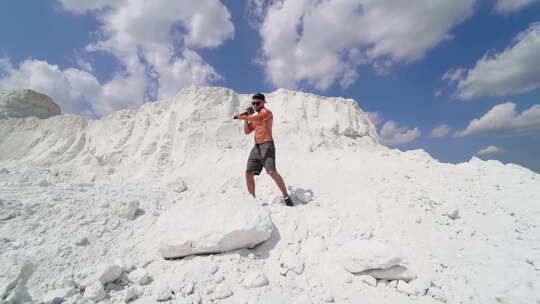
[[40, 287, 77, 304], [114, 200, 140, 220], [155, 281, 172, 301], [128, 268, 150, 285], [209, 265, 219, 275], [279, 252, 305, 275], [183, 282, 195, 295], [167, 179, 188, 193], [212, 285, 233, 300], [445, 208, 460, 220], [53, 277, 77, 289], [214, 275, 225, 284], [123, 286, 140, 302], [75, 236, 89, 246], [397, 278, 431, 296], [192, 294, 202, 304], [83, 282, 106, 302], [39, 179, 50, 187], [243, 272, 269, 289], [323, 294, 334, 303], [97, 264, 123, 284]]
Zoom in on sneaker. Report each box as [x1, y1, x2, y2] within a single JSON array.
[[284, 196, 294, 207]]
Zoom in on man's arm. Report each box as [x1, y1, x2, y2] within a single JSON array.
[[244, 120, 254, 134], [237, 109, 271, 122]]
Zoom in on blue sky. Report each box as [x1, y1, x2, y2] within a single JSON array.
[[1, 0, 540, 172]]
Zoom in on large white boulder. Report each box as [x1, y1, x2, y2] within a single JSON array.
[[0, 89, 61, 119], [151, 193, 273, 259], [337, 240, 404, 274], [363, 265, 417, 281]]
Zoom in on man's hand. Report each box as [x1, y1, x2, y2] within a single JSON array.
[[233, 106, 255, 119]]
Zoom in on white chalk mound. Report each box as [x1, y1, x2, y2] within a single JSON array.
[[152, 193, 273, 258], [0, 89, 61, 119]]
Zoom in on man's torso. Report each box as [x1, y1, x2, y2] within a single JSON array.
[[253, 108, 273, 143]]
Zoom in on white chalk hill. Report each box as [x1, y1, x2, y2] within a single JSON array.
[[0, 86, 539, 304]]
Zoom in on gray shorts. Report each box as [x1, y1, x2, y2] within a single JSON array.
[[246, 141, 276, 175]]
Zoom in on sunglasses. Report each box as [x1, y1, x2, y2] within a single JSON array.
[[251, 101, 263, 106]]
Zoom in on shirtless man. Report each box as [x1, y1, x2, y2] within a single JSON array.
[[234, 93, 293, 206]]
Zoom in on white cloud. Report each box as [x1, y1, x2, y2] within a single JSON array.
[[450, 23, 540, 100], [0, 58, 98, 116], [476, 145, 504, 156], [246, 0, 269, 28], [367, 111, 383, 127], [494, 0, 537, 13], [79, 0, 234, 101], [442, 67, 466, 83], [0, 0, 235, 116], [380, 121, 421, 147], [0, 57, 146, 117], [435, 89, 443, 97], [454, 102, 540, 137], [430, 124, 451, 138], [56, 0, 112, 14], [252, 0, 477, 90]]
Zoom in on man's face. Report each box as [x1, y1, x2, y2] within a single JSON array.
[[251, 99, 264, 112]]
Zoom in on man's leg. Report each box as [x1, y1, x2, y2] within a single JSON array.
[[267, 171, 288, 198], [246, 172, 256, 198]]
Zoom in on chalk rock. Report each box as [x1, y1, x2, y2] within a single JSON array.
[[338, 240, 403, 273], [212, 285, 233, 300], [182, 282, 195, 295], [167, 179, 187, 193], [289, 186, 314, 204], [128, 269, 150, 285], [114, 258, 135, 273], [75, 236, 90, 246], [443, 208, 460, 220], [83, 282, 106, 302], [243, 271, 269, 288], [155, 281, 172, 301], [154, 194, 273, 258], [192, 294, 202, 304], [123, 286, 141, 302], [97, 264, 123, 284], [0, 89, 61, 119], [53, 277, 77, 289], [114, 200, 139, 220], [0, 261, 34, 304], [323, 294, 335, 303], [213, 275, 225, 284], [279, 252, 305, 275], [78, 263, 123, 288], [209, 265, 219, 275], [40, 287, 77, 304], [397, 278, 432, 296], [363, 265, 417, 281]]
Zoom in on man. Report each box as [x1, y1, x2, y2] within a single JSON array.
[[234, 93, 294, 206]]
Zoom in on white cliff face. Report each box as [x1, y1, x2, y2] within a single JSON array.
[[0, 89, 61, 120], [0, 86, 539, 304]]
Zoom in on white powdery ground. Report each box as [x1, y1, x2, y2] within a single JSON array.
[[0, 86, 539, 304]]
